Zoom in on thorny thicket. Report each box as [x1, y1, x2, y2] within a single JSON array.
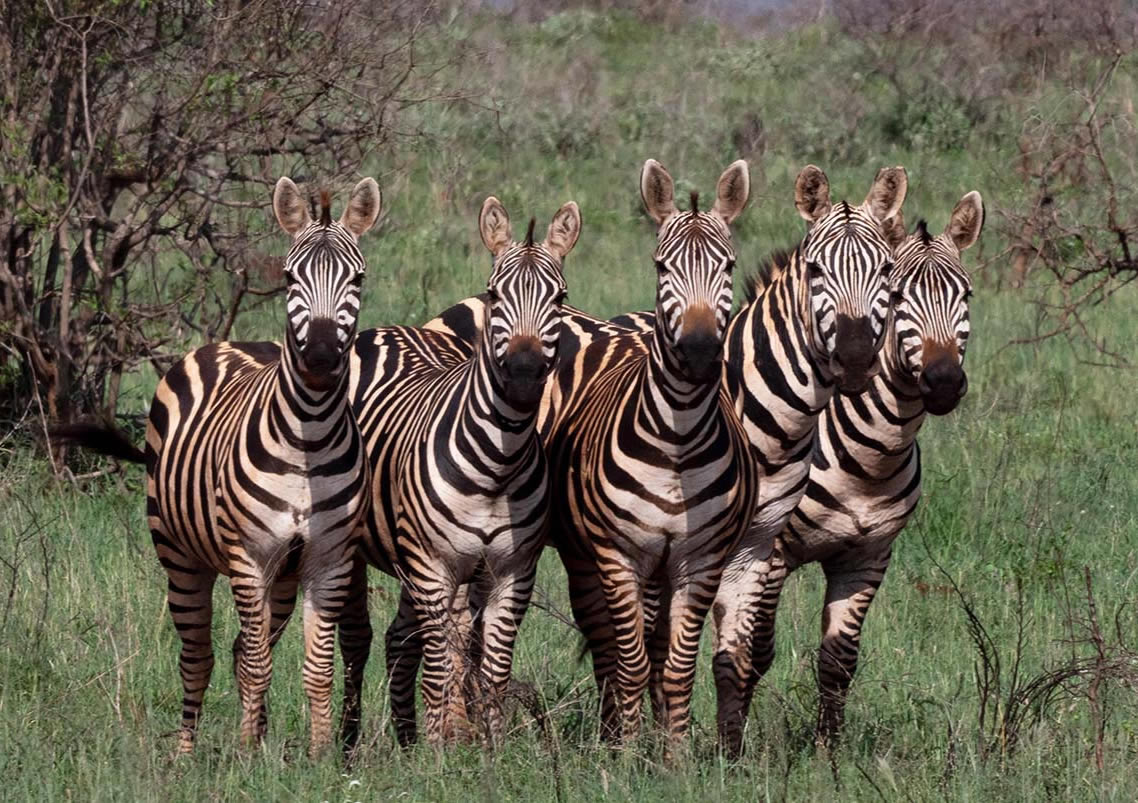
[[0, 0, 468, 442], [832, 0, 1138, 364]]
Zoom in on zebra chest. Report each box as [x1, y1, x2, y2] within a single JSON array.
[[580, 455, 739, 554], [218, 462, 364, 556], [788, 476, 916, 563], [394, 458, 545, 564]]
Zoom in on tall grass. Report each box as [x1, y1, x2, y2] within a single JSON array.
[[2, 8, 1137, 800]]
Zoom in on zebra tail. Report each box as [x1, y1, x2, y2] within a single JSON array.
[[50, 421, 146, 464]]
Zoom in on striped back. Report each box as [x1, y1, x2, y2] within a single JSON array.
[[641, 159, 749, 386], [881, 191, 983, 415], [273, 177, 382, 392]]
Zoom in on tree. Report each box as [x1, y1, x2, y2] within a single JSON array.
[[0, 0, 458, 435]]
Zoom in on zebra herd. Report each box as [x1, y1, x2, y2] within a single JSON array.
[[56, 158, 983, 762]]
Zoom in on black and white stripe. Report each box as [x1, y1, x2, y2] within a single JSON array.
[[756, 192, 983, 745], [337, 198, 581, 748], [53, 177, 382, 758]]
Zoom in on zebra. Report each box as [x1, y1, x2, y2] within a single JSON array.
[[691, 164, 905, 755], [416, 164, 904, 755], [588, 166, 906, 753], [51, 177, 382, 758], [545, 159, 758, 754], [755, 192, 983, 746], [338, 198, 581, 749]]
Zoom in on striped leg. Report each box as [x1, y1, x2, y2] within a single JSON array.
[[337, 555, 372, 754], [816, 550, 890, 747], [474, 566, 537, 745], [301, 586, 341, 758], [643, 580, 668, 726], [163, 560, 217, 755], [384, 581, 475, 747], [597, 560, 648, 745], [229, 566, 273, 750], [414, 572, 471, 746], [385, 586, 422, 747], [744, 549, 791, 716], [711, 544, 768, 758], [233, 574, 301, 739], [562, 549, 620, 740], [659, 572, 720, 755]]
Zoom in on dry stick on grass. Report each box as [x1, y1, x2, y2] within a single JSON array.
[[923, 533, 1138, 769]]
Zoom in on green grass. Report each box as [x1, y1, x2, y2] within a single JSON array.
[[4, 9, 1138, 801]]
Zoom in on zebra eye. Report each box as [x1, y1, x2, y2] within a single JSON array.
[[881, 261, 894, 278], [486, 287, 500, 302], [555, 290, 568, 305], [725, 260, 736, 274], [890, 289, 904, 305], [963, 288, 973, 301], [806, 261, 824, 278], [655, 260, 668, 275]]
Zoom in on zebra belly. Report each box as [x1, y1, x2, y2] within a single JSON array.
[[719, 462, 807, 582], [785, 485, 917, 565]]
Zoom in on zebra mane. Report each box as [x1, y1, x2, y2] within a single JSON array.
[[690, 191, 699, 214], [743, 247, 794, 302], [319, 190, 332, 226], [916, 219, 932, 245], [525, 218, 536, 247]]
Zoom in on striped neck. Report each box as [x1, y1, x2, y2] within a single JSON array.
[[730, 255, 834, 443], [642, 323, 722, 449], [830, 369, 926, 482], [451, 317, 541, 475], [869, 320, 929, 450], [269, 335, 352, 447]]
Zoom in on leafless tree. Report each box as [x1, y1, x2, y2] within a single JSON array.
[[0, 0, 465, 434]]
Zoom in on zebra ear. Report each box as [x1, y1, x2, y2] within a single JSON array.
[[795, 165, 831, 223], [712, 160, 750, 225], [640, 159, 676, 225], [946, 191, 984, 252], [273, 177, 310, 236], [479, 197, 512, 256], [340, 178, 382, 240], [864, 166, 908, 223], [881, 209, 907, 250], [545, 201, 581, 259]]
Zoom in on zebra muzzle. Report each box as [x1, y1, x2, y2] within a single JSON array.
[[299, 318, 342, 390], [503, 336, 546, 407], [831, 314, 880, 393], [675, 331, 723, 383], [918, 355, 967, 415]]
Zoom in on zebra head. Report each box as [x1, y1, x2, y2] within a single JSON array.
[[273, 176, 381, 392], [794, 165, 907, 393], [641, 158, 749, 384], [479, 196, 580, 408], [886, 191, 984, 416]]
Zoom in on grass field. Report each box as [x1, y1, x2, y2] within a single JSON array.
[[3, 9, 1138, 801]]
